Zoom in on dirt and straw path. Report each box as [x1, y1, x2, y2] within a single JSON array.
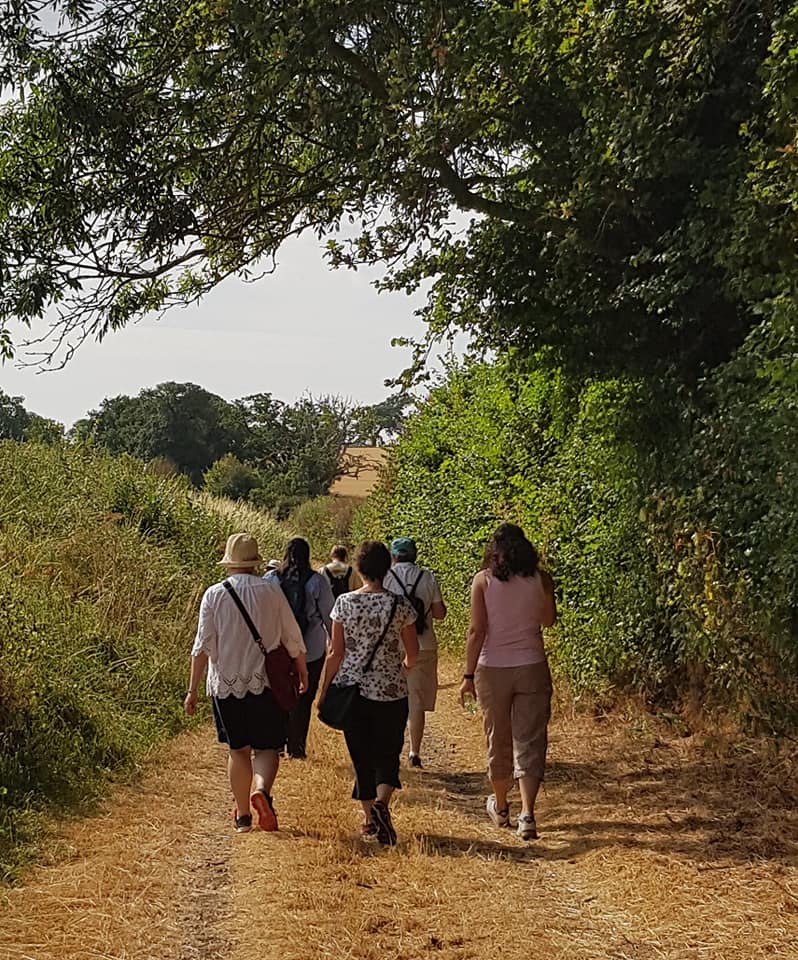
[[2, 658, 798, 960]]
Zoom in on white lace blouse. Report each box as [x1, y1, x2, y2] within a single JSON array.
[[191, 574, 306, 699]]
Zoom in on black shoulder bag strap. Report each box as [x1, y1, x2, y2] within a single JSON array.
[[223, 580, 269, 658], [362, 594, 400, 674]]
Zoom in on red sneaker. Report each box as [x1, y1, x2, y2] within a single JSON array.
[[250, 790, 278, 832]]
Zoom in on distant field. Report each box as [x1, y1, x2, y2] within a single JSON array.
[[329, 446, 387, 498]]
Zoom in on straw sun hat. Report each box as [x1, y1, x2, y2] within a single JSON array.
[[218, 532, 263, 568]]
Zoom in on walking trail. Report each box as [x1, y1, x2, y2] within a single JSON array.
[[2, 659, 797, 960]]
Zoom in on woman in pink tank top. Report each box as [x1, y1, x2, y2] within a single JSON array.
[[459, 524, 556, 840]]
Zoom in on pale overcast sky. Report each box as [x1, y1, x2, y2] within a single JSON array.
[[0, 233, 432, 427]]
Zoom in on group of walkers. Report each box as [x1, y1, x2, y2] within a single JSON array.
[[185, 523, 556, 846]]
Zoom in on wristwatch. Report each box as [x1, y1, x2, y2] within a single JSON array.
[[463, 673, 475, 681]]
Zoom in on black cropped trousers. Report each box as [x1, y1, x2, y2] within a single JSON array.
[[343, 694, 409, 801]]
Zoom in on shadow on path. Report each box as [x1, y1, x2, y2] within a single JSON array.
[[405, 738, 798, 868]]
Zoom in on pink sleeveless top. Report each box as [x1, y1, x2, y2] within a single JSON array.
[[478, 572, 547, 668]]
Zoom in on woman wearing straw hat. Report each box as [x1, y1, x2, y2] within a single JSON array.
[[185, 532, 308, 833]]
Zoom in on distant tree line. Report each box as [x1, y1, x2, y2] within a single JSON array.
[[0, 390, 64, 444], [4, 382, 410, 515]]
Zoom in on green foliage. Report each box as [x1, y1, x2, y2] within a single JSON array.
[[360, 356, 798, 729], [0, 440, 289, 880], [73, 381, 246, 485], [23, 414, 64, 444], [358, 362, 662, 675], [0, 391, 31, 440], [287, 496, 362, 561], [0, 389, 64, 443], [203, 453, 260, 501], [644, 317, 798, 727], [237, 393, 351, 512], [74, 382, 364, 509], [0, 0, 792, 386], [348, 392, 413, 446]]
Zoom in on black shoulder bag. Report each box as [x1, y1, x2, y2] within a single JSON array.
[[318, 594, 400, 731], [223, 580, 301, 712]]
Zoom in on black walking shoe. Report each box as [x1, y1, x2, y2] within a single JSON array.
[[359, 821, 378, 840], [370, 800, 397, 846], [234, 813, 253, 833]]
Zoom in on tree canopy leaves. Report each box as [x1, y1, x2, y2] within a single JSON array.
[[1, 1, 796, 380], [72, 381, 245, 483], [0, 388, 64, 442]]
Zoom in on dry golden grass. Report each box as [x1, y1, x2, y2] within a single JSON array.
[[0, 729, 232, 960], [191, 491, 290, 555], [3, 659, 798, 960], [229, 659, 798, 960], [329, 448, 388, 499]]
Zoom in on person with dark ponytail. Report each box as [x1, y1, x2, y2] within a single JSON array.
[[459, 524, 556, 840], [267, 537, 334, 759]]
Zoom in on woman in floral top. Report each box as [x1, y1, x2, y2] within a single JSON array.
[[320, 540, 418, 845]]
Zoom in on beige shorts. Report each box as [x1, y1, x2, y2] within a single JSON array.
[[406, 649, 438, 713], [475, 661, 552, 782]]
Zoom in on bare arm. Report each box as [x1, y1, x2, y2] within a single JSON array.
[[539, 569, 557, 628], [401, 623, 419, 670], [184, 651, 208, 716], [293, 652, 309, 694], [459, 573, 488, 706], [430, 573, 446, 620], [318, 620, 346, 705]]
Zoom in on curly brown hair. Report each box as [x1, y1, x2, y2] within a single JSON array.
[[483, 523, 539, 581]]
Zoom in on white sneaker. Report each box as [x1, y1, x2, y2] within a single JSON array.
[[517, 813, 538, 840], [486, 795, 510, 828]]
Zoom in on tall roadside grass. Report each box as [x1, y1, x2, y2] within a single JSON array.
[[0, 442, 288, 880], [285, 495, 363, 561]]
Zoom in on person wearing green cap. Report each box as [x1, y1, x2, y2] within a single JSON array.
[[385, 537, 447, 768]]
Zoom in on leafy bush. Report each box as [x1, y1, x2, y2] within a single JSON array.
[[644, 320, 798, 729], [287, 496, 362, 561], [358, 353, 798, 729], [203, 453, 261, 501], [0, 442, 289, 879]]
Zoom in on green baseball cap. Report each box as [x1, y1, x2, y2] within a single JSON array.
[[390, 537, 417, 560]]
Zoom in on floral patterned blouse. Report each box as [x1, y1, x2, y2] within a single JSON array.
[[330, 591, 417, 701]]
